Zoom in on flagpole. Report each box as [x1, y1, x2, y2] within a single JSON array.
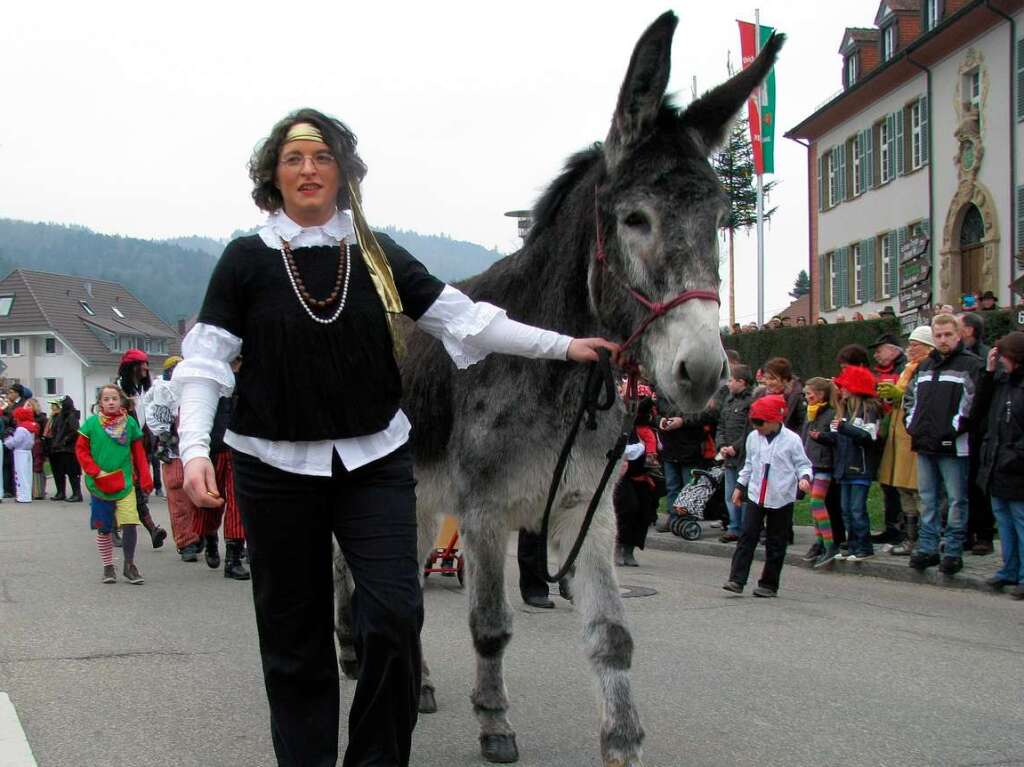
[[755, 8, 765, 328]]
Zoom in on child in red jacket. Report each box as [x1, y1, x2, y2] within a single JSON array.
[[76, 385, 153, 584]]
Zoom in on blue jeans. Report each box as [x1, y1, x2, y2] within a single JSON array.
[[663, 461, 693, 509], [916, 454, 969, 558], [840, 482, 872, 556], [990, 496, 1024, 584], [723, 467, 743, 534]]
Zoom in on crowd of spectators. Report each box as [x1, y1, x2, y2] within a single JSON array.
[[615, 308, 1024, 601]]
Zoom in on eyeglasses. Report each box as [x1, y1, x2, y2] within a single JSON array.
[[278, 151, 337, 170], [751, 418, 766, 427]]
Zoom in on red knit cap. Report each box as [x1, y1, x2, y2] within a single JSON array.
[[120, 348, 148, 365], [13, 406, 39, 434], [750, 394, 787, 423], [833, 365, 877, 397]]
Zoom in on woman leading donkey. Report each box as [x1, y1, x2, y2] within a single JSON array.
[[176, 110, 617, 767]]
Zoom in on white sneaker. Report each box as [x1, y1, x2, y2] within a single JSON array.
[[846, 553, 875, 563], [832, 552, 846, 561]]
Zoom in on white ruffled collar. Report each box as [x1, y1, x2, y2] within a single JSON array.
[[259, 209, 355, 249]]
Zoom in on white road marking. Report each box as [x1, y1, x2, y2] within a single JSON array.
[[0, 693, 37, 767]]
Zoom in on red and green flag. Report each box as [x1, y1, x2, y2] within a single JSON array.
[[737, 20, 778, 175]]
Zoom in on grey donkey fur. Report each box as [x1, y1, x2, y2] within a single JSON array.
[[334, 12, 784, 766]]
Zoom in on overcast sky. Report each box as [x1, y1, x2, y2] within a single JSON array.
[[1, 0, 881, 323]]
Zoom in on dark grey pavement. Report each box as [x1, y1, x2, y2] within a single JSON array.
[[1, 498, 1022, 767], [645, 516, 1015, 594]]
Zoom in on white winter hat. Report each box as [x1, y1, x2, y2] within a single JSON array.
[[908, 326, 935, 347]]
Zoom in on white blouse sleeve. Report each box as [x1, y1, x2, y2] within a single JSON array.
[[416, 285, 573, 369], [173, 322, 241, 465]]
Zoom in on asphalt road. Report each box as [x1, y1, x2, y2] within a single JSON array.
[[1, 498, 1022, 767]]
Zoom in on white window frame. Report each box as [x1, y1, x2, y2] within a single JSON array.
[[881, 235, 893, 299], [967, 69, 981, 111], [927, 0, 940, 31], [0, 296, 13, 316], [2, 337, 23, 357], [44, 337, 57, 355], [880, 121, 891, 184], [79, 300, 95, 316], [852, 244, 865, 304], [911, 100, 923, 170], [829, 253, 840, 311], [882, 24, 896, 61], [853, 134, 864, 195], [827, 151, 839, 208], [44, 378, 58, 396], [846, 54, 858, 87], [111, 306, 125, 319]]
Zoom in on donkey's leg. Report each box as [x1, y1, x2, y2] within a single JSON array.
[[462, 516, 519, 764], [416, 510, 442, 714], [562, 500, 644, 767], [332, 540, 359, 680]]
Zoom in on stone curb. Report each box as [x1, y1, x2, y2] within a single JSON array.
[[644, 530, 1010, 596]]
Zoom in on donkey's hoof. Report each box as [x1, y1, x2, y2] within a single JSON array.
[[418, 686, 438, 714], [480, 733, 519, 763]]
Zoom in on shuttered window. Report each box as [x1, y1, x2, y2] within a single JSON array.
[[817, 154, 826, 212], [1016, 186, 1024, 259], [1017, 38, 1024, 121], [861, 237, 876, 302], [830, 252, 841, 310], [894, 109, 905, 176], [836, 246, 850, 307], [819, 253, 829, 312], [864, 128, 875, 189]]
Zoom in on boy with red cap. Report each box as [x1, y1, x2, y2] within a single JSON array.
[[723, 394, 812, 597]]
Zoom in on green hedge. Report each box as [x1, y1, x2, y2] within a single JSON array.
[[722, 308, 1017, 380]]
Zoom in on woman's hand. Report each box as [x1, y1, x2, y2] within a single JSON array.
[[798, 478, 811, 494], [567, 337, 620, 363], [987, 347, 999, 373], [184, 457, 224, 508], [731, 489, 743, 507]]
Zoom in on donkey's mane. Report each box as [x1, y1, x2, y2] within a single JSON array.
[[527, 144, 603, 246]]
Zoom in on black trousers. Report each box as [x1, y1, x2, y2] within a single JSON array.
[[233, 446, 422, 767], [881, 483, 903, 533], [50, 452, 81, 497], [517, 529, 550, 602], [824, 481, 846, 545], [3, 446, 13, 496], [729, 502, 794, 592]]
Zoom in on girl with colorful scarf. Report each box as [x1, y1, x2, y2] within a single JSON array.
[[802, 378, 839, 567], [4, 406, 38, 503], [75, 385, 154, 585]]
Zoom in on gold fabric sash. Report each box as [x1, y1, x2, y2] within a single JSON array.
[[347, 178, 404, 356]]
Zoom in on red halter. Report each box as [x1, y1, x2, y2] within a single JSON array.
[[592, 190, 720, 401]]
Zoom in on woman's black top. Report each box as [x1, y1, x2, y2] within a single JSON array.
[[197, 232, 444, 442]]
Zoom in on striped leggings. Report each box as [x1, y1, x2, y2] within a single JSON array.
[[192, 451, 245, 540], [810, 472, 833, 546]]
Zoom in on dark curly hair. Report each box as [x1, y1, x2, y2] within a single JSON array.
[[248, 108, 368, 213]]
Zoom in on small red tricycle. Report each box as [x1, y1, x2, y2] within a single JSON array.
[[423, 515, 465, 586]]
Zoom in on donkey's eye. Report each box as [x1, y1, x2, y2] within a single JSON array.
[[622, 211, 650, 231]]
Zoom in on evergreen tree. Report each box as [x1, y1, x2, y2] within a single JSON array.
[[789, 269, 811, 299], [712, 114, 776, 326]]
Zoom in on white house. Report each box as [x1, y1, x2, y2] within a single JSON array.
[[0, 269, 181, 409], [785, 0, 1024, 327]]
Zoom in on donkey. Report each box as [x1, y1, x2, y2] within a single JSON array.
[[335, 12, 784, 766]]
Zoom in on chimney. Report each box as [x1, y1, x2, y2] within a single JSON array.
[[177, 317, 187, 337], [84, 282, 93, 298]]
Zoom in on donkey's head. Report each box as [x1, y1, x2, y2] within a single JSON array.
[[589, 12, 784, 412]]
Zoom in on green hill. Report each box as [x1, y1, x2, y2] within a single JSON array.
[[0, 218, 506, 324]]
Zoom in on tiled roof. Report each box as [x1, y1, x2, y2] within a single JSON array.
[[840, 27, 881, 53], [0, 269, 181, 366], [876, 0, 921, 25]]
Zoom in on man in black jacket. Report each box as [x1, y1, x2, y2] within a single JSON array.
[[904, 314, 983, 575], [960, 311, 995, 554]]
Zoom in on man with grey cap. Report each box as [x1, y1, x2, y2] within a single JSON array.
[[878, 327, 935, 556]]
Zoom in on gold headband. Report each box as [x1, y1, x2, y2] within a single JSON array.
[[283, 122, 326, 145]]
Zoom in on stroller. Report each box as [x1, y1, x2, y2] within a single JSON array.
[[668, 465, 725, 540]]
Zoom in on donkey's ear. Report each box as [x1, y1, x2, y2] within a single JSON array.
[[604, 11, 678, 170], [680, 32, 786, 156]]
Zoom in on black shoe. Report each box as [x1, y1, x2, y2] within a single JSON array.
[[909, 551, 940, 571], [150, 526, 167, 549], [971, 540, 994, 556], [802, 542, 823, 562], [752, 586, 777, 598], [67, 493, 83, 502], [985, 576, 1016, 592], [558, 576, 573, 602], [813, 545, 841, 569], [224, 540, 250, 580], [204, 535, 220, 569], [51, 493, 66, 502], [722, 580, 743, 594], [1011, 585, 1024, 600], [179, 542, 201, 562], [938, 556, 963, 575], [524, 594, 555, 609]]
